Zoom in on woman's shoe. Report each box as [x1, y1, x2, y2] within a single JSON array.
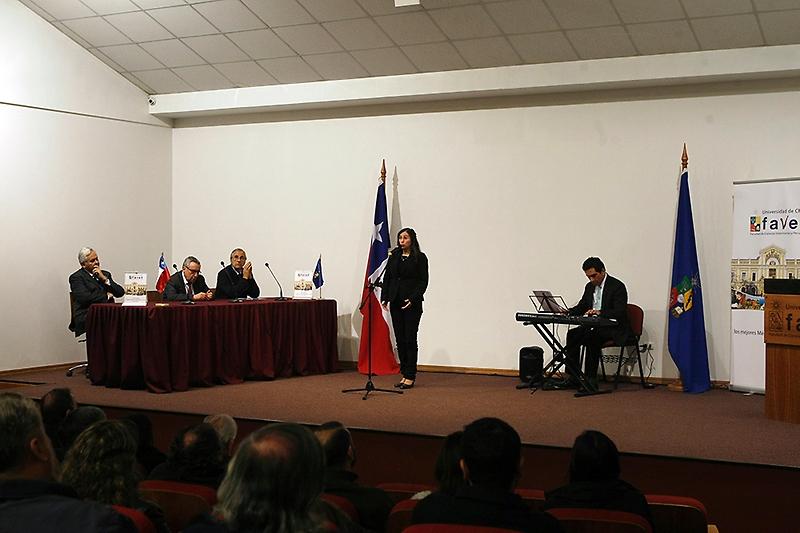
[[394, 382, 405, 388], [398, 380, 415, 390]]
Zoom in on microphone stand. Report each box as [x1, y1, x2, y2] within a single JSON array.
[[343, 263, 402, 400], [264, 262, 287, 301]]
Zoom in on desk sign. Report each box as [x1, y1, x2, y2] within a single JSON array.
[[764, 294, 800, 346], [123, 272, 147, 307], [294, 270, 313, 300]]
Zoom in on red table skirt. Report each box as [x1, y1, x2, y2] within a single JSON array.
[[86, 299, 339, 393]]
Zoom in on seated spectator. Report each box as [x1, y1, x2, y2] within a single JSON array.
[[544, 430, 653, 527], [60, 420, 169, 533], [39, 388, 76, 455], [314, 421, 394, 531], [203, 414, 238, 459], [148, 423, 227, 489], [412, 417, 561, 533], [122, 414, 166, 476], [412, 430, 465, 500], [185, 423, 355, 533], [0, 393, 134, 533], [57, 405, 106, 461]]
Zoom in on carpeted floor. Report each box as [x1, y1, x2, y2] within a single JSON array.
[[8, 368, 800, 468]]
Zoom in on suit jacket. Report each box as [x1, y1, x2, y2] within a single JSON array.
[[214, 265, 260, 300], [380, 249, 429, 305], [163, 271, 210, 302], [69, 268, 124, 336], [568, 274, 630, 345]]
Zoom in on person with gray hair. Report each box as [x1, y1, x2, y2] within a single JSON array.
[[68, 247, 124, 336], [0, 393, 134, 533], [164, 256, 212, 301], [215, 248, 259, 300], [203, 414, 238, 457]]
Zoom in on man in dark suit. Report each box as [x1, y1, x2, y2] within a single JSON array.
[[565, 257, 630, 389], [68, 247, 124, 337], [215, 248, 259, 300], [163, 256, 212, 302]]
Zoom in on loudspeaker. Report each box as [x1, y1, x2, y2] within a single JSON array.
[[519, 346, 544, 383]]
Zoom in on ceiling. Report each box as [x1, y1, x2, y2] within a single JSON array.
[[19, 0, 800, 95]]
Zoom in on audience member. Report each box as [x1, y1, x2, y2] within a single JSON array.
[[412, 417, 561, 532], [60, 420, 169, 533], [203, 414, 238, 458], [314, 421, 394, 531], [39, 388, 76, 454], [148, 423, 227, 489], [412, 430, 465, 500], [122, 413, 166, 476], [57, 405, 107, 461], [185, 423, 354, 533], [0, 393, 134, 533], [544, 430, 653, 526]]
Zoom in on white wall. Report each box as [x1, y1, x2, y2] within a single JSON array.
[[172, 88, 800, 381], [0, 0, 172, 371]]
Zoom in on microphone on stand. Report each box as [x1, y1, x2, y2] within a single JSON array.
[[221, 261, 240, 302], [264, 262, 286, 301], [172, 263, 179, 273]]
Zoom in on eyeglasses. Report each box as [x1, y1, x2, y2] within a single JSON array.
[[186, 267, 201, 274]]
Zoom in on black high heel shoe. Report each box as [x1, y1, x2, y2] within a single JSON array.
[[398, 380, 415, 390]]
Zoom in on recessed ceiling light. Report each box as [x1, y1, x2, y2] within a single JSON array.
[[395, 0, 421, 6]]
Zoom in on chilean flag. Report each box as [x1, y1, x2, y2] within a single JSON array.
[[156, 253, 170, 293], [357, 173, 399, 375]]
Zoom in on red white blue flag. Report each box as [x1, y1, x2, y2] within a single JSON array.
[[156, 252, 170, 293], [358, 170, 399, 375]]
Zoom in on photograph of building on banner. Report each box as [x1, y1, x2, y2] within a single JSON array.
[[123, 272, 147, 307], [731, 179, 800, 392]]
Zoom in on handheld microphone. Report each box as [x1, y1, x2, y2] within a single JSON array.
[[264, 262, 286, 301]]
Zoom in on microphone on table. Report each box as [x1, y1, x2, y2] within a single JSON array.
[[264, 262, 286, 301], [221, 260, 241, 302], [172, 263, 179, 273]]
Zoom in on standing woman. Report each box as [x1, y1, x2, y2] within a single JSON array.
[[381, 227, 429, 389]]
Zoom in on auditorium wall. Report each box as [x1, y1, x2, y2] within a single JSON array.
[[172, 85, 800, 382], [0, 1, 171, 371]]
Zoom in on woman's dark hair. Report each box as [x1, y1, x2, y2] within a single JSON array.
[[60, 420, 139, 507], [395, 227, 422, 258], [434, 431, 464, 495], [568, 430, 621, 483]]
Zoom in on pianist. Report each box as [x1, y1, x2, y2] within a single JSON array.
[[564, 257, 629, 390]]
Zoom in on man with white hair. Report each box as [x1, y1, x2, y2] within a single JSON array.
[[203, 414, 238, 457], [68, 247, 124, 337]]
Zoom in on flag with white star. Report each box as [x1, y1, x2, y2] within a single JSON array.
[[358, 175, 400, 375]]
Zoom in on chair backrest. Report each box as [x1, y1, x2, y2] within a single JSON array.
[[320, 492, 360, 524], [146, 290, 163, 303], [547, 508, 653, 533], [626, 304, 644, 337], [513, 487, 546, 512], [112, 505, 157, 533], [386, 499, 419, 533], [377, 482, 436, 504], [645, 494, 708, 533], [404, 525, 533, 533], [138, 480, 216, 532]]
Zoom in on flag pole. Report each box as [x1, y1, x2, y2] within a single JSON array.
[[319, 253, 322, 300], [668, 145, 689, 392]]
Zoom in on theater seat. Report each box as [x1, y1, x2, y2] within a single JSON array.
[[514, 487, 546, 512], [547, 508, 653, 533], [404, 525, 535, 533], [386, 499, 418, 533], [320, 492, 360, 524], [645, 494, 716, 533], [376, 482, 435, 503], [112, 505, 157, 533], [138, 480, 216, 532]]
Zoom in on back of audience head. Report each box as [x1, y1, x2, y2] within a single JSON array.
[[168, 423, 224, 467], [60, 420, 139, 506], [314, 421, 354, 470], [460, 417, 521, 491], [123, 413, 154, 448], [40, 388, 76, 428], [435, 430, 464, 494], [203, 413, 238, 454], [0, 392, 59, 480], [216, 422, 326, 533], [569, 430, 620, 483], [57, 405, 107, 459]]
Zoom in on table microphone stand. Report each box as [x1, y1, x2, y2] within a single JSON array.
[[343, 272, 402, 400]]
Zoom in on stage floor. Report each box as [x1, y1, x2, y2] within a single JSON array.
[[8, 368, 800, 468]]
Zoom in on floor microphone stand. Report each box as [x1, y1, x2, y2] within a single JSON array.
[[343, 272, 402, 400]]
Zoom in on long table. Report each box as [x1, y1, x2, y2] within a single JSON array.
[[86, 298, 339, 393]]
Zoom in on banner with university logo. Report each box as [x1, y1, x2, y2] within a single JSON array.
[[122, 272, 147, 306], [731, 179, 800, 392]]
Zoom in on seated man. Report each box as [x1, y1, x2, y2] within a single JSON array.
[[215, 248, 259, 300], [164, 256, 212, 302], [203, 414, 238, 459], [412, 417, 561, 532], [68, 247, 124, 337], [0, 393, 134, 533], [314, 421, 394, 531], [564, 257, 629, 389], [148, 423, 227, 489]]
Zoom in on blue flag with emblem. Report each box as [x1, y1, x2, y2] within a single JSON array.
[[668, 168, 711, 393], [313, 255, 324, 289]]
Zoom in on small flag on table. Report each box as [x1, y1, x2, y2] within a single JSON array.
[[156, 253, 170, 293], [313, 255, 324, 289]]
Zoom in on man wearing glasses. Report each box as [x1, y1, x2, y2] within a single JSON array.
[[164, 256, 213, 301]]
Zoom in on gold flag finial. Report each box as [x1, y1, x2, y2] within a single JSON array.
[[681, 143, 688, 170], [380, 159, 386, 183]]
